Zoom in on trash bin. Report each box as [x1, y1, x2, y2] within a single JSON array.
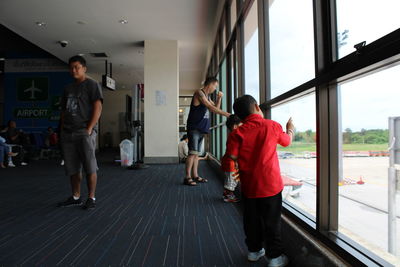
[[119, 139, 134, 167]]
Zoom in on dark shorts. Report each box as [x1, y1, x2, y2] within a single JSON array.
[[187, 129, 204, 155], [61, 129, 98, 176]]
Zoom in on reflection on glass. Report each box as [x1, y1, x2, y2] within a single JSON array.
[[230, 0, 237, 33], [336, 0, 400, 59], [338, 64, 400, 264], [244, 1, 260, 102], [269, 0, 315, 98], [271, 93, 317, 219]]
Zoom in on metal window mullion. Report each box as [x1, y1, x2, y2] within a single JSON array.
[[237, 21, 245, 96], [313, 0, 338, 232], [257, 0, 271, 118]]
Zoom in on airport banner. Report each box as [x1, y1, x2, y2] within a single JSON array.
[[4, 56, 72, 132]]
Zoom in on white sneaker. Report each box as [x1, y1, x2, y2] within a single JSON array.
[[8, 162, 16, 167], [21, 162, 28, 166], [268, 254, 289, 267], [61, 160, 64, 166], [247, 248, 265, 262]]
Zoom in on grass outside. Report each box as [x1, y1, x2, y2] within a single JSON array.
[[278, 142, 388, 153]]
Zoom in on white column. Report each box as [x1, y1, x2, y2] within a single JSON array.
[[144, 40, 179, 164]]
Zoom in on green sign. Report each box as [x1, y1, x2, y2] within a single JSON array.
[[14, 108, 51, 119], [17, 77, 49, 101]]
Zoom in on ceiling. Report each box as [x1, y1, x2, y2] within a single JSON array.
[[0, 0, 221, 92]]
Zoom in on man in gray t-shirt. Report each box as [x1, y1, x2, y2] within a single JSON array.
[[57, 55, 103, 210]]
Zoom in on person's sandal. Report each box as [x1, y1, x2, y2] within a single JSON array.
[[194, 177, 208, 183], [183, 177, 197, 186]]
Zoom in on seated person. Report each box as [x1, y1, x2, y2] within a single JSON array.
[[5, 121, 29, 165], [178, 135, 189, 163], [179, 134, 208, 163], [0, 136, 18, 168], [44, 126, 59, 147]]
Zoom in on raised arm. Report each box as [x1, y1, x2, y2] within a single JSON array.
[[197, 90, 230, 117]]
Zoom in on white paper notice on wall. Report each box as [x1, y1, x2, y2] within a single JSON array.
[[155, 90, 167, 106]]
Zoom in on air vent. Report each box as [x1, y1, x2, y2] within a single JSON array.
[[90, 52, 108, 58]]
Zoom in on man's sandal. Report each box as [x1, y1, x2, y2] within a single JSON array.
[[194, 177, 208, 183], [183, 177, 197, 186]]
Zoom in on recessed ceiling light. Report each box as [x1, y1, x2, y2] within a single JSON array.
[[119, 19, 128, 24], [78, 53, 85, 56], [36, 22, 46, 27]]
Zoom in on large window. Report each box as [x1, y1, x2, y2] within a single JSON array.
[[336, 0, 400, 59], [338, 64, 400, 262], [269, 0, 315, 98], [272, 93, 317, 219], [206, 1, 400, 265], [244, 1, 260, 102]]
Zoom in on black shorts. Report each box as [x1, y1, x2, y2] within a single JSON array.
[[187, 130, 204, 155]]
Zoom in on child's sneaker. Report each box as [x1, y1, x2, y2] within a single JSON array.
[[223, 190, 240, 203], [268, 254, 288, 267], [247, 248, 265, 262]]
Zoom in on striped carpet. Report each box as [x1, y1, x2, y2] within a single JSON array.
[[0, 155, 269, 266]]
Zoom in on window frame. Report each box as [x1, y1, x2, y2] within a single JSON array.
[[205, 0, 400, 265]]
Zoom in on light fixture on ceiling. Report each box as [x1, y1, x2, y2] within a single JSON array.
[[119, 19, 128, 24], [36, 22, 46, 27], [0, 58, 5, 61], [179, 109, 183, 113], [78, 53, 85, 56]]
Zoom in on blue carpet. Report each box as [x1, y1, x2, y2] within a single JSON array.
[[0, 154, 270, 266]]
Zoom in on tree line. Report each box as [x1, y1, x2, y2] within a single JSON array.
[[294, 129, 389, 144]]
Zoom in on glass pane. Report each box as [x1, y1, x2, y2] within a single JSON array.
[[271, 93, 317, 220], [221, 59, 228, 155], [230, 47, 236, 110], [230, 0, 237, 33], [338, 64, 400, 264], [216, 126, 221, 159], [244, 1, 260, 102], [269, 0, 315, 98], [212, 129, 216, 156], [336, 0, 400, 59], [222, 25, 227, 52]]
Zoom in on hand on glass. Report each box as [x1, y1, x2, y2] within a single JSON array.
[[286, 117, 295, 135]]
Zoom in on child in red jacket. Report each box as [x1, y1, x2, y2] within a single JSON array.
[[221, 115, 242, 202], [227, 95, 294, 267]]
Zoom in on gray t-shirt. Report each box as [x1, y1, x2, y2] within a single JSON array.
[[61, 78, 103, 132]]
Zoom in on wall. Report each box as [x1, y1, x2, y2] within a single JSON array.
[[144, 40, 179, 163]]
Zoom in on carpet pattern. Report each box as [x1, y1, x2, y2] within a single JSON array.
[[0, 156, 269, 266]]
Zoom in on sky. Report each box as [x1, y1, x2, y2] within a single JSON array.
[[243, 0, 400, 132]]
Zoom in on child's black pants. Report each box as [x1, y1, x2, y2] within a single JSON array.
[[242, 191, 283, 258]]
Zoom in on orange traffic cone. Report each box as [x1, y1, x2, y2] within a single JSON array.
[[357, 176, 365, 185]]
